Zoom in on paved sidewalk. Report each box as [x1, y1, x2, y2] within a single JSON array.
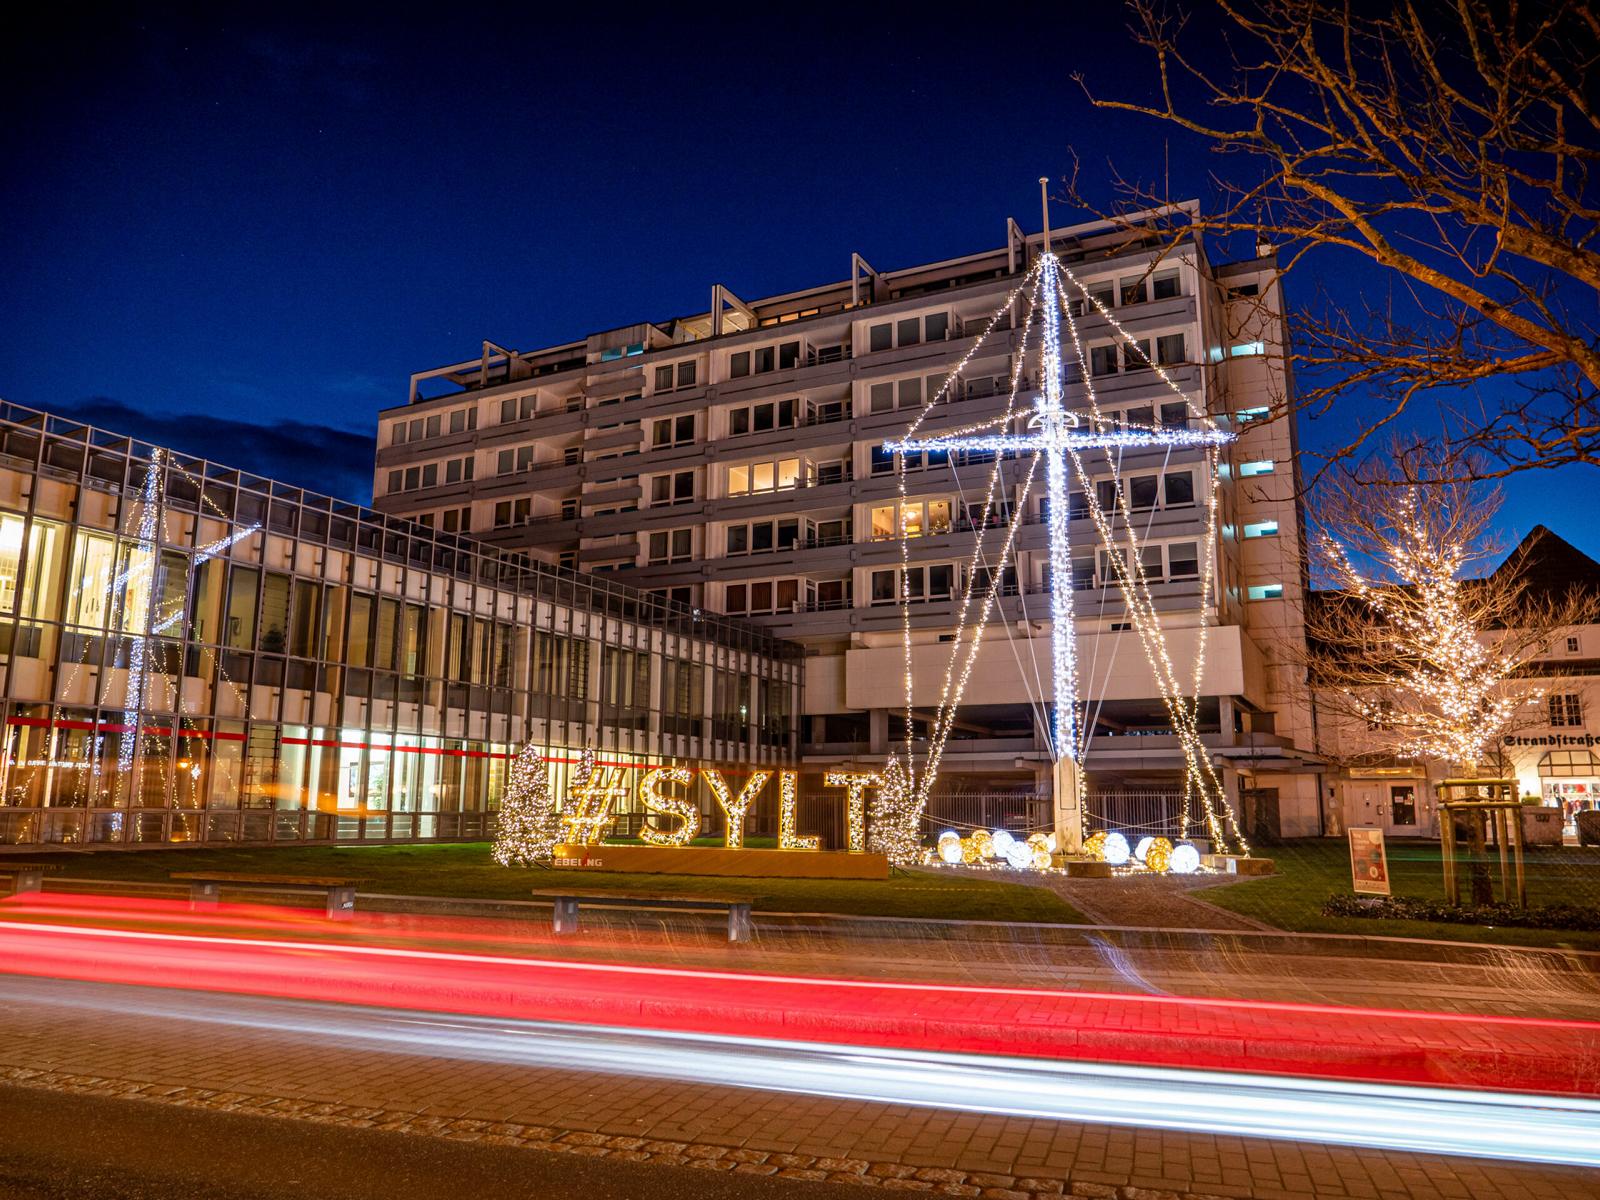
[[0, 975, 1593, 1200]]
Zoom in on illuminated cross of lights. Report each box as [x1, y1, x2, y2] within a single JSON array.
[[116, 448, 262, 776], [884, 254, 1234, 768]]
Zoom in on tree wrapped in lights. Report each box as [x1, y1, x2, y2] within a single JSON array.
[[867, 756, 922, 867], [491, 741, 560, 866], [1307, 444, 1593, 773]]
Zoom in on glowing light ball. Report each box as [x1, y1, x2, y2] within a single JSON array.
[[1083, 831, 1108, 861], [1133, 836, 1154, 863], [960, 837, 981, 865], [1026, 832, 1051, 860], [1031, 843, 1052, 870], [1170, 843, 1201, 875], [937, 831, 963, 865], [990, 829, 1016, 858], [971, 830, 994, 860], [1004, 840, 1033, 869], [1144, 837, 1173, 874], [1045, 832, 1058, 853], [1102, 832, 1131, 866]]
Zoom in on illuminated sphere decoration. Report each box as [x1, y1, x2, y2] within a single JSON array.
[[1031, 843, 1052, 870], [1144, 837, 1174, 874], [1133, 836, 1154, 864], [1045, 832, 1058, 853], [971, 830, 994, 859], [990, 829, 1015, 859], [1170, 843, 1201, 875], [1083, 831, 1108, 861], [937, 831, 964, 865], [1003, 840, 1033, 870], [1102, 832, 1131, 866], [961, 837, 981, 865]]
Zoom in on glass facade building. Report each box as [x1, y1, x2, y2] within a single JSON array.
[[0, 402, 800, 848]]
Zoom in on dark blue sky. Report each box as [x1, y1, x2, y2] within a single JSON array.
[[0, 4, 1580, 557]]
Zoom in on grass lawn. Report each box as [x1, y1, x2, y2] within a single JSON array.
[[21, 842, 1086, 924], [1202, 838, 1600, 950]]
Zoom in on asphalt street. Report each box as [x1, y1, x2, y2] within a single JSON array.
[[0, 1083, 871, 1200]]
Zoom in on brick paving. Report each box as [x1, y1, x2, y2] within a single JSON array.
[[0, 975, 1593, 1200]]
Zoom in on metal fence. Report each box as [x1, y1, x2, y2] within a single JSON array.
[[1084, 791, 1186, 838], [0, 807, 495, 848]]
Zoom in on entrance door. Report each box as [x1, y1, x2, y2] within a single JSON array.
[[1385, 783, 1422, 835]]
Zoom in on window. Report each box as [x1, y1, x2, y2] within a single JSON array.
[[1160, 401, 1189, 428], [1235, 406, 1270, 424], [728, 398, 796, 435], [390, 423, 406, 446], [1152, 270, 1181, 300], [599, 341, 644, 361], [869, 500, 952, 540], [647, 529, 693, 564], [1229, 282, 1260, 298], [1566, 635, 1582, 655], [1167, 541, 1200, 579], [425, 414, 441, 439], [496, 446, 535, 475], [728, 341, 799, 380], [1119, 276, 1148, 306], [1164, 471, 1195, 506], [1390, 786, 1417, 825], [1240, 460, 1275, 478], [726, 458, 801, 496], [725, 518, 800, 556], [650, 470, 696, 506], [868, 564, 955, 606], [867, 373, 945, 414], [652, 414, 696, 449], [493, 499, 531, 527], [1128, 475, 1159, 510], [387, 470, 403, 494], [1230, 341, 1265, 358], [654, 361, 697, 392], [1550, 693, 1584, 727], [1155, 333, 1186, 366], [441, 507, 470, 533], [444, 456, 473, 484], [1090, 345, 1119, 377], [499, 395, 536, 422], [448, 407, 476, 434], [1122, 339, 1152, 371], [864, 311, 951, 353], [1243, 519, 1279, 538], [1247, 583, 1284, 601], [724, 578, 802, 615]]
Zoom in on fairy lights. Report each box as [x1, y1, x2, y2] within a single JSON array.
[[559, 748, 627, 845], [883, 248, 1250, 855], [704, 769, 770, 849], [778, 771, 819, 850], [867, 757, 921, 866], [638, 766, 699, 847], [491, 742, 560, 865], [823, 771, 878, 852]]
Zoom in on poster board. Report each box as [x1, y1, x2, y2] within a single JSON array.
[[1347, 826, 1391, 896]]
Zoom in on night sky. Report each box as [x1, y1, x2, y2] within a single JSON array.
[[0, 5, 1582, 559]]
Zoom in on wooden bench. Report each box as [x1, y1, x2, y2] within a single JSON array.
[[170, 873, 367, 920], [528, 889, 755, 943], [0, 863, 57, 896]]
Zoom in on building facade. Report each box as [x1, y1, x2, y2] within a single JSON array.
[[374, 208, 1325, 839], [0, 401, 800, 849]]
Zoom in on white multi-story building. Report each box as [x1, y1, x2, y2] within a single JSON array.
[[373, 206, 1325, 839]]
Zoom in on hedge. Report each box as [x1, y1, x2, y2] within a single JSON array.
[[1322, 892, 1600, 931]]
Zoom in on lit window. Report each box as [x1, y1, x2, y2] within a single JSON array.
[[1240, 460, 1275, 477], [1243, 520, 1279, 538], [1247, 584, 1284, 601], [1235, 406, 1270, 424], [1230, 341, 1265, 357]]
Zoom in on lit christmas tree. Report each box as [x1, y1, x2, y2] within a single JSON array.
[[491, 741, 560, 866], [867, 756, 922, 866]]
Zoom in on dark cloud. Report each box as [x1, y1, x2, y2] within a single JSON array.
[[59, 398, 375, 506]]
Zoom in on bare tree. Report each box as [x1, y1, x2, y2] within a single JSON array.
[[1304, 442, 1592, 775], [1068, 0, 1600, 479]]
